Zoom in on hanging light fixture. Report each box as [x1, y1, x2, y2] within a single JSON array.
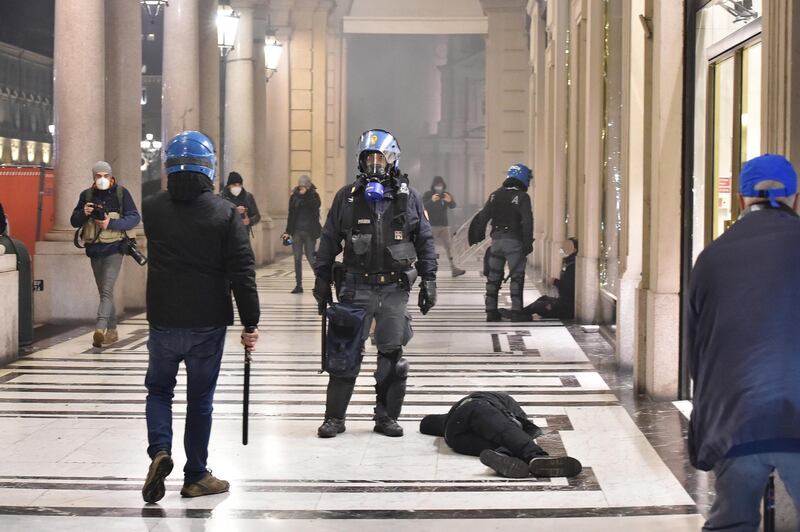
[[141, 0, 168, 18], [264, 33, 283, 81], [217, 2, 240, 57]]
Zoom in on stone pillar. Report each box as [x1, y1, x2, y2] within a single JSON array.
[[199, 0, 221, 190], [546, 0, 570, 280], [617, 0, 647, 370], [289, 1, 331, 208], [575, 0, 604, 323], [528, 1, 547, 282], [253, 10, 275, 263], [224, 4, 265, 264], [35, 0, 106, 323], [161, 0, 200, 188], [761, 0, 800, 164], [105, 0, 145, 311], [641, 0, 683, 399], [266, 28, 292, 245], [480, 0, 530, 197]]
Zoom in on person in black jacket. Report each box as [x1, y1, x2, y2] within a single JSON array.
[[473, 164, 534, 322], [140, 131, 260, 504], [70, 161, 141, 347], [422, 176, 465, 277], [0, 202, 6, 236], [220, 171, 261, 238], [687, 154, 800, 531], [282, 174, 321, 293], [420, 392, 582, 478], [502, 238, 577, 321]]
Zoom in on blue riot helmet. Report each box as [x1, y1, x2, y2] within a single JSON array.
[[164, 131, 217, 182], [357, 129, 401, 176], [506, 163, 532, 188]]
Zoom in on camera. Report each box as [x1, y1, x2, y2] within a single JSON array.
[[121, 237, 148, 266], [89, 203, 106, 220]]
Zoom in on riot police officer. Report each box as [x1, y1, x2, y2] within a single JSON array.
[[313, 129, 438, 438], [474, 164, 533, 322]]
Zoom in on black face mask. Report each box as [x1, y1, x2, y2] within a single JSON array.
[[167, 172, 213, 201]]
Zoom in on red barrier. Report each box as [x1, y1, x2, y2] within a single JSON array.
[[0, 166, 55, 256]]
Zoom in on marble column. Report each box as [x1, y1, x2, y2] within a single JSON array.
[[199, 0, 221, 190], [161, 0, 200, 188], [575, 0, 604, 324], [480, 0, 530, 197], [225, 5, 264, 263], [528, 1, 547, 283], [35, 0, 106, 322], [642, 0, 683, 399], [105, 0, 145, 311], [253, 10, 275, 263]]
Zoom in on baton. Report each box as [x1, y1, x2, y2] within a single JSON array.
[[319, 302, 327, 374], [242, 326, 256, 445], [763, 473, 775, 532]]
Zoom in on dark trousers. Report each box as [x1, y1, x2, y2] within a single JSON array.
[[292, 230, 317, 286], [526, 296, 573, 320], [445, 400, 547, 462], [485, 238, 526, 311], [145, 325, 227, 483]]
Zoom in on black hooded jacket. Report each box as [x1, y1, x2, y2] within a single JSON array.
[[471, 178, 534, 254], [285, 185, 322, 238], [143, 173, 260, 328], [422, 177, 456, 227]]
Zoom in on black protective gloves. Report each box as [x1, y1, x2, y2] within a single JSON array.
[[313, 276, 333, 315], [418, 279, 437, 315]]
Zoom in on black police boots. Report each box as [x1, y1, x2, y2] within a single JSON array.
[[318, 417, 346, 438], [529, 455, 583, 478], [486, 310, 502, 322], [479, 449, 530, 478], [374, 417, 404, 437]]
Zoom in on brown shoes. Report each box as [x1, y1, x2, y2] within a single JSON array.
[[92, 329, 105, 348], [180, 472, 230, 498], [104, 328, 119, 344], [142, 451, 174, 503]]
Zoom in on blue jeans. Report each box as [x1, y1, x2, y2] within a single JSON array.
[[145, 325, 227, 483], [704, 452, 800, 531]]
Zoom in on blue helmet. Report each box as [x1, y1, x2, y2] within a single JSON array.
[[357, 129, 401, 176], [507, 163, 532, 187], [164, 131, 216, 182]]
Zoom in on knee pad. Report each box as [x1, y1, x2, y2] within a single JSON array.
[[395, 357, 409, 379], [375, 350, 406, 384]]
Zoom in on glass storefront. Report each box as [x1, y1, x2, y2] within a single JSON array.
[[692, 0, 762, 261]]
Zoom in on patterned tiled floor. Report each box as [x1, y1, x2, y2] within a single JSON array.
[[0, 256, 704, 530]]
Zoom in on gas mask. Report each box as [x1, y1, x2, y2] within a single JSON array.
[[365, 176, 388, 202], [229, 185, 243, 197], [361, 152, 390, 202], [95, 176, 111, 191]]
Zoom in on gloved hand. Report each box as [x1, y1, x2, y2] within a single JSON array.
[[418, 279, 437, 315], [313, 277, 333, 315]]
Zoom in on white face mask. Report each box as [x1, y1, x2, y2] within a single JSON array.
[[230, 186, 243, 197], [95, 176, 111, 191], [433, 186, 444, 193], [558, 248, 567, 257]]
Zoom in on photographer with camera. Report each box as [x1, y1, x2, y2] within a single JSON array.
[[70, 161, 140, 348], [220, 171, 261, 238]]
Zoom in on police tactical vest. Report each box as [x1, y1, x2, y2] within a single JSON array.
[[488, 186, 524, 238], [342, 182, 417, 274]]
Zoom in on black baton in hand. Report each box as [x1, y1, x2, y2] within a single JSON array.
[[319, 303, 327, 374], [242, 326, 256, 445]]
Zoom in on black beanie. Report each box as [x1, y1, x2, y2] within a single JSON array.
[[420, 414, 448, 437], [227, 172, 243, 186]]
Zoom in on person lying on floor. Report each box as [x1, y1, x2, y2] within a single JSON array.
[[500, 238, 577, 322], [420, 391, 582, 478]]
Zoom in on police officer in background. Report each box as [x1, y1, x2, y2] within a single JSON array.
[[313, 129, 438, 439], [474, 164, 533, 322]]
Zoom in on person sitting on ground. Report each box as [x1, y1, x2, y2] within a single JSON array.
[[420, 391, 582, 478], [501, 238, 577, 322]]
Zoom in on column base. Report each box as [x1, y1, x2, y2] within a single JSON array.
[[34, 239, 125, 324], [576, 255, 599, 323], [0, 255, 19, 366], [644, 289, 680, 400], [616, 273, 641, 370]]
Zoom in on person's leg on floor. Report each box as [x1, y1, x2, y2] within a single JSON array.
[[302, 231, 315, 268], [703, 454, 774, 532], [182, 326, 226, 484]]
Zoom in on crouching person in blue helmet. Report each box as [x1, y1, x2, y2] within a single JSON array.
[[313, 129, 438, 438], [140, 131, 260, 503], [471, 164, 534, 322]]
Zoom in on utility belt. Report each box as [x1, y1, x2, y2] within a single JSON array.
[[346, 271, 402, 286], [333, 263, 417, 301]]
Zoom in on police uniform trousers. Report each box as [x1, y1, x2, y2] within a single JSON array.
[[325, 282, 413, 421], [485, 238, 526, 312]]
